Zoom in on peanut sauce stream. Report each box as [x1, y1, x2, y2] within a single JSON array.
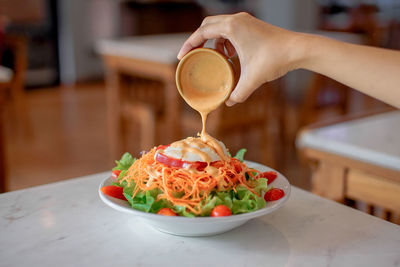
[[175, 50, 234, 163]]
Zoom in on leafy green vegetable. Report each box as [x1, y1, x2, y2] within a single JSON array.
[[172, 205, 195, 217], [123, 183, 168, 213], [234, 148, 247, 162], [115, 149, 269, 217], [199, 178, 268, 216], [113, 153, 136, 172]]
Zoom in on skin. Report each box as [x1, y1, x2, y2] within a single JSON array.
[[177, 12, 400, 108]]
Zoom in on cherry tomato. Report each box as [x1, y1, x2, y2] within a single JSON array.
[[101, 185, 126, 200], [211, 205, 232, 217], [264, 188, 285, 201], [112, 170, 121, 179], [261, 171, 278, 184], [155, 150, 207, 170], [157, 208, 177, 216]]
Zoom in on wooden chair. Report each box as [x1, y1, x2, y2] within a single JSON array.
[[0, 34, 29, 192], [300, 73, 350, 127], [301, 2, 390, 122], [1, 34, 30, 137], [120, 75, 169, 153], [180, 82, 279, 168], [0, 68, 12, 193], [117, 73, 280, 168]]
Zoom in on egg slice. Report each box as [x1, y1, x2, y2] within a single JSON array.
[[163, 139, 229, 162]]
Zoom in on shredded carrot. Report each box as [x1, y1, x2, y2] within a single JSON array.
[[120, 148, 261, 215]]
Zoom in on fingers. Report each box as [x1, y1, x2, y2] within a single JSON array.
[[178, 22, 229, 59], [225, 40, 236, 57], [215, 38, 226, 55], [216, 39, 237, 58], [178, 14, 235, 59], [225, 75, 257, 106], [200, 14, 228, 26]]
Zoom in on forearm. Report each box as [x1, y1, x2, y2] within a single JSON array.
[[298, 34, 400, 108]]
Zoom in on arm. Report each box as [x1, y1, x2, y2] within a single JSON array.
[[177, 12, 400, 108], [300, 35, 400, 107]]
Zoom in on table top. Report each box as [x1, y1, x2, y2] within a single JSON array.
[[1, 172, 399, 267], [96, 33, 190, 64], [297, 111, 400, 172]]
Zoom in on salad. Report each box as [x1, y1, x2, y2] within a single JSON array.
[[101, 137, 284, 217]]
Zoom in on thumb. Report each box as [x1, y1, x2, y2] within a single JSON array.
[[225, 74, 257, 106]]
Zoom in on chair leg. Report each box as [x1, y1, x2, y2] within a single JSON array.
[[10, 35, 31, 139], [10, 81, 32, 139], [124, 103, 156, 152], [0, 103, 7, 193]]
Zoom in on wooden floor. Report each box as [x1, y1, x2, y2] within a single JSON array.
[[3, 83, 111, 191], [2, 82, 390, 192]]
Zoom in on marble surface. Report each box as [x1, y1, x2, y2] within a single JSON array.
[[1, 172, 400, 267], [297, 111, 400, 172], [96, 33, 190, 64]]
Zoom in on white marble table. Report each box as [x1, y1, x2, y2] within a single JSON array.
[[1, 172, 400, 267], [97, 33, 190, 64], [297, 111, 400, 219], [297, 111, 400, 172]]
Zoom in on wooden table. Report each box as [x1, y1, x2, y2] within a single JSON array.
[[1, 171, 400, 266], [97, 33, 189, 160], [297, 111, 400, 222]]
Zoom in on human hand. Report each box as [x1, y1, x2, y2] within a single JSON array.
[[177, 12, 305, 106]]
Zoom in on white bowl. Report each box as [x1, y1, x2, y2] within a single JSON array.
[[99, 161, 291, 236]]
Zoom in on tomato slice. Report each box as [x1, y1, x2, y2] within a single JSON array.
[[155, 150, 207, 170], [211, 205, 232, 217], [101, 185, 126, 201], [112, 170, 121, 179], [156, 145, 169, 150], [261, 171, 278, 184], [264, 188, 285, 201], [157, 208, 177, 216]]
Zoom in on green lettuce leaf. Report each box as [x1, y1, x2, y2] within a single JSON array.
[[113, 152, 136, 172], [234, 148, 247, 162], [123, 182, 167, 213], [172, 205, 195, 218], [199, 178, 268, 216]]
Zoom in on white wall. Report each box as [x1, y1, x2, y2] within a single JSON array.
[[253, 0, 318, 31], [57, 0, 120, 84]]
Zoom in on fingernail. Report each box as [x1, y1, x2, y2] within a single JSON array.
[[225, 99, 235, 106], [177, 50, 184, 60]]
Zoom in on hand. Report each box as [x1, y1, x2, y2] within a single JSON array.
[[177, 12, 304, 106]]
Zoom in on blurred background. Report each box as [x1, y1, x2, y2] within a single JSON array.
[[0, 0, 398, 194]]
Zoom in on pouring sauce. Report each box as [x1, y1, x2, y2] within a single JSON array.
[[175, 48, 235, 165]]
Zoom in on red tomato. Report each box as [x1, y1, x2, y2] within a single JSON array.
[[155, 150, 207, 170], [264, 188, 285, 201], [112, 170, 121, 179], [101, 185, 126, 200], [261, 171, 278, 184], [156, 145, 169, 150], [157, 208, 177, 216], [211, 205, 232, 217]]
